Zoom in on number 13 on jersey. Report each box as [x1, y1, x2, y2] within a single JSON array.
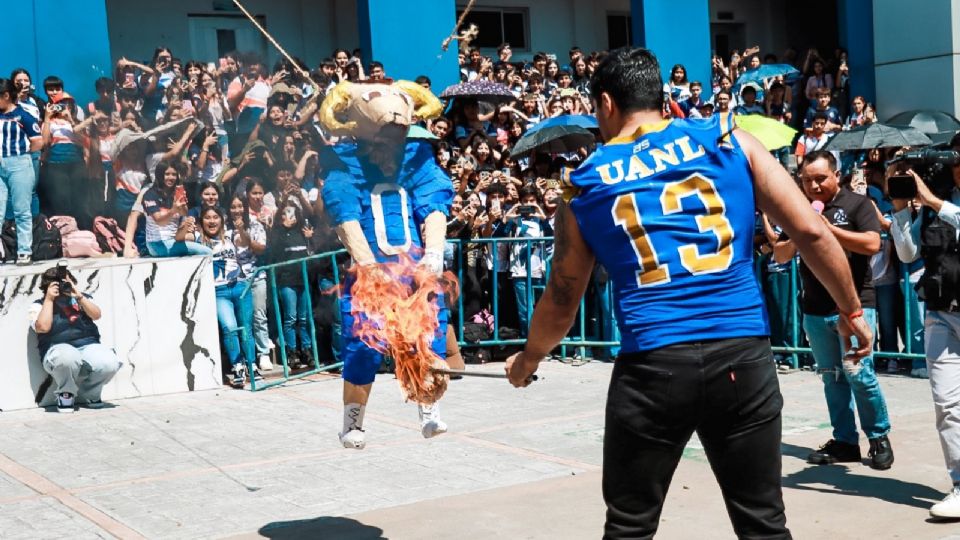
[[612, 174, 735, 287]]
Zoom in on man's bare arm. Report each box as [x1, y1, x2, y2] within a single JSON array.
[[522, 202, 595, 359], [736, 129, 861, 314]]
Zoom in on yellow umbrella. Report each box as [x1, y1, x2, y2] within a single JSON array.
[[734, 113, 797, 151]]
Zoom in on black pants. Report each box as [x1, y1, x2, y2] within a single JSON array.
[[603, 337, 790, 540]]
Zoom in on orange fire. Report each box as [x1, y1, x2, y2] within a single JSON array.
[[346, 255, 458, 404]]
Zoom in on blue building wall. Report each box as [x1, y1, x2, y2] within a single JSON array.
[[631, 0, 712, 98], [838, 0, 876, 104], [0, 0, 112, 106], [357, 0, 460, 93]]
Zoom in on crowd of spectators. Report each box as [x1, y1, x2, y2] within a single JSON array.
[[0, 40, 932, 382]]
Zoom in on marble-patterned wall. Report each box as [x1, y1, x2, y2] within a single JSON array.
[[0, 256, 223, 411]]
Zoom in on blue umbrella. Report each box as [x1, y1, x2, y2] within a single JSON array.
[[525, 114, 598, 135], [734, 64, 800, 89]]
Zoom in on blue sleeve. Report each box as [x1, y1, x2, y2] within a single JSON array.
[[141, 188, 164, 216], [403, 142, 454, 222], [321, 168, 364, 225], [20, 110, 40, 139], [803, 108, 814, 128]]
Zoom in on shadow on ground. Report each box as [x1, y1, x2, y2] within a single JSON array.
[[781, 442, 944, 510], [257, 517, 386, 539]]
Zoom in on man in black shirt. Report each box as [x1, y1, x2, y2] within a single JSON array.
[[28, 265, 122, 413], [775, 150, 893, 470]]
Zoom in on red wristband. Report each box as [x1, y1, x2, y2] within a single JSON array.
[[840, 309, 864, 321]]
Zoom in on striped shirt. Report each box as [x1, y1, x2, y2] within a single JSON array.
[[0, 106, 41, 158]]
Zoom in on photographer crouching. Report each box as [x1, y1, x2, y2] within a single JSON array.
[[27, 264, 122, 413], [888, 134, 960, 519]]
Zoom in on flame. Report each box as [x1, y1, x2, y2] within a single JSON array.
[[346, 254, 459, 404]]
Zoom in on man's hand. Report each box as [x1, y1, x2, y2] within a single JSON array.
[[505, 350, 540, 388], [44, 283, 60, 303], [913, 169, 944, 210], [838, 312, 874, 361]]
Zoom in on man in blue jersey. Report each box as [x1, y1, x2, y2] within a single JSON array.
[[506, 48, 874, 539]]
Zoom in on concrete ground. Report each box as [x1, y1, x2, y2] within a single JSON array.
[[1, 360, 959, 540]]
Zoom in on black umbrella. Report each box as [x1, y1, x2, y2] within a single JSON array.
[[439, 80, 516, 104], [511, 125, 596, 157], [822, 122, 932, 152], [886, 110, 960, 144]]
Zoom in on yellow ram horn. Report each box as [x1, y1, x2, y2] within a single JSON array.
[[393, 80, 443, 120], [318, 81, 359, 135]]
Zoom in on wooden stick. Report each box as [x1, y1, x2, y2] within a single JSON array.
[[232, 0, 319, 92]]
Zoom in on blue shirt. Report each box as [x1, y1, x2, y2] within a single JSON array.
[[565, 114, 769, 352], [804, 106, 842, 128], [321, 140, 454, 263], [0, 106, 41, 158]]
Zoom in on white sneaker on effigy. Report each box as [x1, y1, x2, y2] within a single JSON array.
[[418, 403, 448, 439], [339, 429, 366, 449], [930, 485, 960, 518]]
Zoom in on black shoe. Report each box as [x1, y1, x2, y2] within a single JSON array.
[[231, 365, 246, 388], [299, 348, 314, 367], [868, 436, 894, 470], [284, 348, 301, 368], [807, 439, 861, 465]]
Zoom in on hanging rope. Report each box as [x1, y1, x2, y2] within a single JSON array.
[[441, 0, 478, 52]]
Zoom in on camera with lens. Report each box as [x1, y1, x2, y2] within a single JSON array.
[[55, 262, 73, 296], [887, 146, 960, 199]]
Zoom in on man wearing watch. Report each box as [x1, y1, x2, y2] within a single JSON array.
[[28, 265, 122, 413], [775, 150, 893, 470], [887, 134, 960, 518]]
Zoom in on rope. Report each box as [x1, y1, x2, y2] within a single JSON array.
[[441, 0, 478, 51], [232, 0, 320, 96]]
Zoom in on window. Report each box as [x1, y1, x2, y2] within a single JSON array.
[[456, 7, 529, 50], [607, 14, 633, 50]]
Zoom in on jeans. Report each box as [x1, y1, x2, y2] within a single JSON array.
[[279, 286, 311, 351], [803, 308, 891, 443], [216, 282, 254, 367], [146, 239, 213, 258], [603, 338, 789, 539], [40, 160, 86, 220], [43, 343, 123, 402], [0, 154, 36, 255], [874, 283, 902, 353], [250, 277, 270, 356], [925, 311, 960, 483], [763, 270, 793, 349], [512, 277, 543, 337], [4, 151, 39, 220]]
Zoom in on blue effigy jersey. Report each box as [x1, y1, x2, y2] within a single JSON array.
[[566, 114, 769, 353], [320, 139, 454, 386], [321, 139, 453, 261]]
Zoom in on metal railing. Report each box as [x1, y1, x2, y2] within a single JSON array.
[[233, 237, 926, 390]]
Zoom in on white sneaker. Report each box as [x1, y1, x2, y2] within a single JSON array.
[[911, 367, 929, 379], [339, 429, 366, 449], [930, 485, 960, 519], [56, 392, 75, 413], [258, 354, 274, 372], [418, 403, 448, 439]]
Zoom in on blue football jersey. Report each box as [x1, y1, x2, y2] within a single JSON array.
[[567, 114, 769, 353], [321, 140, 454, 263]]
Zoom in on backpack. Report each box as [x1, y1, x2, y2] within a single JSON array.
[[0, 221, 15, 262], [31, 215, 63, 261], [49, 216, 78, 236], [62, 231, 103, 258], [93, 216, 126, 255]]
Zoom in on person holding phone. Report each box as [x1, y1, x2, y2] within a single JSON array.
[[268, 200, 315, 369], [887, 135, 960, 518], [496, 185, 552, 337], [142, 161, 212, 257]]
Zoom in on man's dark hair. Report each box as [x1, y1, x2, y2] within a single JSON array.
[[557, 70, 572, 80], [39, 266, 75, 293], [320, 57, 335, 69], [812, 111, 829, 123], [689, 81, 702, 89], [369, 61, 384, 71], [497, 43, 511, 55], [589, 47, 663, 113], [802, 150, 837, 171], [518, 184, 541, 204], [484, 182, 508, 198], [527, 72, 544, 85], [740, 85, 756, 96], [95, 77, 115, 94], [415, 75, 431, 86], [43, 76, 64, 89], [716, 90, 731, 99]]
